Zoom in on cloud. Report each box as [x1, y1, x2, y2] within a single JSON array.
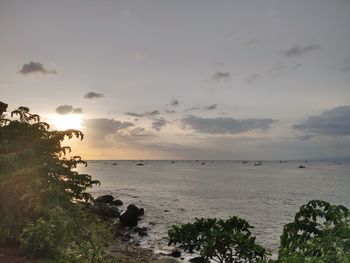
[[283, 45, 320, 57], [83, 91, 104, 99], [18, 61, 57, 75], [204, 104, 218, 110], [170, 99, 179, 106], [151, 117, 168, 131], [182, 115, 277, 134], [212, 71, 231, 82], [56, 105, 83, 115], [73, 107, 83, 114], [185, 107, 200, 112], [246, 73, 259, 84], [125, 112, 143, 117], [293, 105, 350, 136], [83, 118, 134, 147], [125, 110, 160, 118], [297, 134, 315, 141], [129, 127, 154, 137], [165, 109, 176, 114], [56, 105, 74, 115]]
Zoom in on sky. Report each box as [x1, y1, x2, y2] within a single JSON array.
[[1, 0, 350, 160]]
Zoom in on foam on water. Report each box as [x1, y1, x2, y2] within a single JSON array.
[[78, 160, 350, 256]]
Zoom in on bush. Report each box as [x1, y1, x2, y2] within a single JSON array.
[[20, 208, 68, 258], [168, 216, 268, 263]]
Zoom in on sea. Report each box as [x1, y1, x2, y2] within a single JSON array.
[[78, 160, 350, 258]]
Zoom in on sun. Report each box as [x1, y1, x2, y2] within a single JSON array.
[[50, 114, 83, 130]]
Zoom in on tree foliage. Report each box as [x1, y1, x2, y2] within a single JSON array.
[[168, 200, 350, 263], [278, 200, 350, 262], [0, 107, 115, 262], [168, 216, 268, 263]]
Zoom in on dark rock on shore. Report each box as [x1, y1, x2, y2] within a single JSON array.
[[112, 199, 124, 206], [92, 195, 124, 218], [120, 204, 145, 227], [95, 194, 114, 204], [134, 226, 148, 237], [138, 207, 144, 216], [94, 203, 121, 218], [298, 165, 306, 168], [189, 257, 206, 263], [169, 249, 181, 258]]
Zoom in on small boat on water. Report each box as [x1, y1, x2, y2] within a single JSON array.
[[254, 161, 263, 166]]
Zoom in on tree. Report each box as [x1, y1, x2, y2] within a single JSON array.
[[0, 107, 114, 262], [278, 200, 350, 262], [168, 216, 268, 263], [0, 101, 7, 115]]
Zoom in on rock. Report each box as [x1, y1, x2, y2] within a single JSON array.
[[95, 195, 114, 204], [189, 257, 206, 263], [120, 213, 138, 227], [112, 199, 123, 206], [139, 232, 147, 237], [170, 249, 181, 258], [127, 204, 140, 214], [136, 228, 148, 237], [134, 226, 148, 236], [134, 226, 148, 232], [298, 165, 306, 168], [152, 257, 182, 263], [119, 204, 144, 227], [112, 162, 117, 165], [139, 207, 145, 216], [94, 203, 120, 218], [136, 163, 144, 166]]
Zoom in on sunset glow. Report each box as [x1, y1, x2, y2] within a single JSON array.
[[50, 114, 82, 131]]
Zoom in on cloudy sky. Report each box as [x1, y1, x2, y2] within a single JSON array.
[[1, 0, 350, 160]]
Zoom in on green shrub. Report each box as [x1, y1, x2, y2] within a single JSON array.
[[278, 200, 350, 262], [20, 208, 68, 258], [168, 200, 350, 263], [168, 216, 268, 263]]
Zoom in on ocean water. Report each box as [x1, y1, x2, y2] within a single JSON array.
[[78, 160, 350, 256]]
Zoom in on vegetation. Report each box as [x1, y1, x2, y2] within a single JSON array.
[[168, 200, 350, 263], [279, 200, 350, 262], [0, 107, 116, 262], [168, 216, 268, 263]]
